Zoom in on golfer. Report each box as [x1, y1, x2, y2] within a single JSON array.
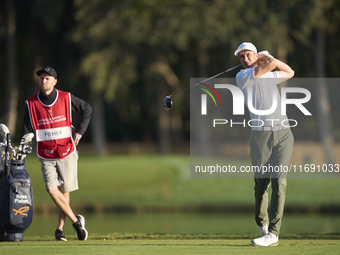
[[234, 42, 294, 246], [21, 67, 92, 241]]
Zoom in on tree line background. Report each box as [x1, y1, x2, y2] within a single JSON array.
[[0, 0, 339, 156]]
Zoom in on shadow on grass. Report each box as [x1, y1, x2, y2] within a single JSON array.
[[22, 233, 340, 242]]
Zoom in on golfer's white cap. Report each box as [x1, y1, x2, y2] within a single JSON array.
[[234, 42, 257, 56]]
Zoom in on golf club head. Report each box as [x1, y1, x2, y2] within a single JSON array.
[[163, 96, 172, 111], [20, 133, 35, 145], [0, 124, 9, 138]]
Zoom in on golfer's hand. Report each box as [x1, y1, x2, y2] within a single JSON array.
[[257, 54, 269, 65], [258, 50, 274, 58], [74, 133, 82, 146]]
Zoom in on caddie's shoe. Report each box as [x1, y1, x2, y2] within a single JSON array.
[[72, 215, 88, 241], [55, 229, 67, 241], [258, 224, 268, 237], [252, 232, 279, 247]]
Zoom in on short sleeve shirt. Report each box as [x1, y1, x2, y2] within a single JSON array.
[[236, 68, 288, 127]]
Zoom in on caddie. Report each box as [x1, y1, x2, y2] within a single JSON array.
[[21, 66, 92, 241]]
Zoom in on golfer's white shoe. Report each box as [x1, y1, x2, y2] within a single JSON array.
[[258, 224, 268, 237], [252, 232, 279, 246]]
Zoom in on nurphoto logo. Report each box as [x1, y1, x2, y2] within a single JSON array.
[[199, 83, 311, 128]]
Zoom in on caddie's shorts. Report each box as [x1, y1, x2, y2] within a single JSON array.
[[39, 151, 79, 192]]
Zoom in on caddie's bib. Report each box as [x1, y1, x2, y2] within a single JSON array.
[[26, 90, 75, 159]]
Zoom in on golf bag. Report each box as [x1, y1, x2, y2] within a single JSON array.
[[0, 128, 34, 242], [0, 160, 33, 241]]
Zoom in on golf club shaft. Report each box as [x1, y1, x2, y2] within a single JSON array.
[[170, 64, 241, 97]]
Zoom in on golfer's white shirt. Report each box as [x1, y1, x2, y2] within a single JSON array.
[[236, 68, 289, 128]]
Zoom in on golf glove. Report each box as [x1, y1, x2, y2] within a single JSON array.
[[258, 50, 274, 58]]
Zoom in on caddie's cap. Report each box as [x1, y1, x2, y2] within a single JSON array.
[[36, 67, 57, 79], [234, 42, 257, 56]]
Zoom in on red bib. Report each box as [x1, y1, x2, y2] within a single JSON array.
[[26, 90, 75, 159]]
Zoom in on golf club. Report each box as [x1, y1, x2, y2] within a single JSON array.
[[163, 64, 241, 110]]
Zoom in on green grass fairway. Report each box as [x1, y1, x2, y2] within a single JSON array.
[[25, 154, 340, 208], [1, 239, 340, 255]]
